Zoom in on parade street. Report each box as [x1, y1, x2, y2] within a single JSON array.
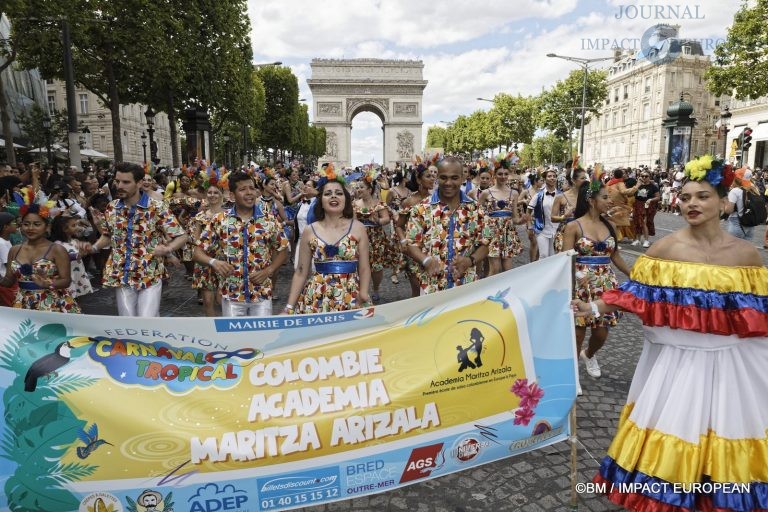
[[79, 214, 768, 512]]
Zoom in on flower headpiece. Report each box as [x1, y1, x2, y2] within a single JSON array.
[[317, 163, 346, 188], [586, 163, 604, 199], [476, 159, 489, 172], [683, 154, 725, 187]]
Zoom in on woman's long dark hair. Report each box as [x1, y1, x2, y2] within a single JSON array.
[[49, 215, 75, 243], [312, 181, 354, 220], [574, 181, 616, 242], [407, 165, 430, 192]]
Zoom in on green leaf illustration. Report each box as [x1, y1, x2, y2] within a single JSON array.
[[47, 462, 98, 486]]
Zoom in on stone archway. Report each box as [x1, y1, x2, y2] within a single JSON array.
[[308, 59, 427, 169]]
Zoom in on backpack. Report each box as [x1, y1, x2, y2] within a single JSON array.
[[739, 188, 767, 227]]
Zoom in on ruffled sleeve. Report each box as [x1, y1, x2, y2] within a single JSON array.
[[602, 256, 768, 338]]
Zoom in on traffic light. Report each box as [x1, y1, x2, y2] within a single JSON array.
[[742, 127, 753, 151]]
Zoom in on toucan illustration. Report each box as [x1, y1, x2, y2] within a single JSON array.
[[77, 422, 113, 459], [23, 337, 95, 392], [24, 341, 73, 392]]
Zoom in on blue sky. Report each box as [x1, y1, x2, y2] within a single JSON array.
[[248, 0, 741, 165]]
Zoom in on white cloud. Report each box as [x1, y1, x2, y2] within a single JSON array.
[[247, 0, 579, 58]]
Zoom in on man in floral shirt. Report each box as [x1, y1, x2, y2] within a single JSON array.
[[193, 172, 289, 316], [405, 156, 490, 295], [89, 163, 188, 316]]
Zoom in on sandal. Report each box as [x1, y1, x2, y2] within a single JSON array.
[[371, 292, 380, 303]]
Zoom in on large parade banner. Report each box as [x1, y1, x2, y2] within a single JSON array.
[[0, 254, 578, 512]]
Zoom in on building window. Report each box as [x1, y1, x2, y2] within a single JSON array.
[[623, 84, 629, 99], [710, 141, 716, 154], [614, 88, 619, 102], [79, 93, 89, 114], [604, 116, 609, 130], [612, 111, 617, 128], [47, 95, 56, 114], [683, 45, 691, 55], [622, 109, 627, 125], [643, 102, 650, 120], [715, 100, 720, 106], [644, 77, 651, 93], [693, 139, 699, 155]]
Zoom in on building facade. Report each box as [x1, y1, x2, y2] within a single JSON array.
[[720, 96, 768, 170], [46, 80, 177, 166], [583, 29, 725, 170], [0, 14, 48, 144]]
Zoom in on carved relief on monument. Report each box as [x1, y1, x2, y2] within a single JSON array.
[[346, 98, 389, 122], [394, 102, 418, 117], [317, 102, 342, 116], [325, 132, 338, 158], [396, 131, 415, 160]]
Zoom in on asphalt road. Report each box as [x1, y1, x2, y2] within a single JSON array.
[[78, 213, 767, 512]]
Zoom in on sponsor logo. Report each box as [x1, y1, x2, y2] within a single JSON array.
[[258, 467, 340, 499], [399, 443, 443, 483], [188, 483, 249, 512], [79, 492, 122, 512], [128, 489, 173, 511], [450, 437, 490, 463]]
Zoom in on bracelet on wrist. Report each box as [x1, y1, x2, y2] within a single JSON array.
[[208, 258, 217, 267], [421, 255, 432, 267], [589, 301, 600, 317]]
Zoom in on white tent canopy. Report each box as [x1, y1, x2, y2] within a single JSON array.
[[80, 148, 109, 159], [27, 144, 69, 154]]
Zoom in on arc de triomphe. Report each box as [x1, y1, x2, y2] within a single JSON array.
[[307, 59, 427, 169]]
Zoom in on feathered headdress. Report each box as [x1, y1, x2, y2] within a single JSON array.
[[684, 154, 726, 187], [14, 186, 55, 219], [363, 164, 378, 184], [494, 151, 519, 170], [586, 163, 604, 198], [476, 159, 489, 172], [317, 163, 346, 188]]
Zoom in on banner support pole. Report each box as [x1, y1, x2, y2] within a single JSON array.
[[569, 252, 579, 511]]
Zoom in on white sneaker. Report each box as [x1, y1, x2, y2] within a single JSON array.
[[580, 350, 602, 378], [642, 240, 651, 248], [631, 240, 640, 246]]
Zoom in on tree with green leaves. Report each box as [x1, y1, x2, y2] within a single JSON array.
[[538, 68, 608, 152], [487, 93, 538, 150], [520, 133, 570, 167], [425, 125, 448, 150], [256, 65, 299, 163], [706, 0, 768, 100], [16, 104, 68, 157]]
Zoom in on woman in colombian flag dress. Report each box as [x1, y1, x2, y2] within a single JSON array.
[[573, 155, 767, 512]]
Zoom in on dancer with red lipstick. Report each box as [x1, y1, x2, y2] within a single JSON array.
[[572, 156, 767, 512]]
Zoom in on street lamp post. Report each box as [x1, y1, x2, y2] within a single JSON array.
[[546, 53, 613, 157], [223, 134, 230, 168], [141, 132, 148, 164], [145, 107, 159, 164], [719, 106, 732, 160], [42, 116, 52, 167]]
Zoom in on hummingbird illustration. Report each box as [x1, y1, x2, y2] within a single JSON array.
[[487, 287, 511, 309], [77, 423, 113, 459]]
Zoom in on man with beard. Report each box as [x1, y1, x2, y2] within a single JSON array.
[[87, 163, 187, 316]]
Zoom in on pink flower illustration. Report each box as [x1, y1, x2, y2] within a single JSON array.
[[513, 407, 535, 426], [519, 383, 544, 408], [510, 378, 528, 396]]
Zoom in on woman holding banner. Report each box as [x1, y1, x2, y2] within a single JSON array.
[[562, 174, 631, 382], [572, 156, 768, 512], [284, 166, 371, 314]]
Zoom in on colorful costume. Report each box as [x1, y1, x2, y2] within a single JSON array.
[[10, 245, 80, 313], [572, 224, 620, 328], [405, 190, 491, 294], [197, 204, 288, 304], [485, 189, 522, 259], [553, 194, 575, 253], [355, 203, 392, 273], [596, 256, 768, 511], [57, 241, 93, 298], [190, 210, 220, 291], [298, 223, 361, 313]]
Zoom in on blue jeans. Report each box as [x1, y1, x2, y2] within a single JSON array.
[[726, 216, 754, 241]]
